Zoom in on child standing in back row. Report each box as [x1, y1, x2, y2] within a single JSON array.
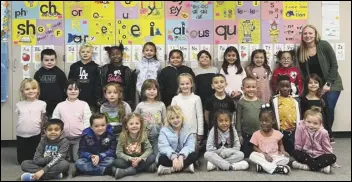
[[245, 49, 272, 103], [219, 46, 246, 101], [34, 49, 67, 118], [158, 49, 195, 107], [16, 78, 47, 164]]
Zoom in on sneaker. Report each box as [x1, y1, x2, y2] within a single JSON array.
[[71, 166, 81, 177], [55, 173, 63, 179], [207, 161, 217, 171], [320, 166, 331, 174], [20, 173, 34, 181], [157, 165, 173, 175], [256, 164, 264, 173], [147, 163, 157, 173], [115, 167, 137, 179], [184, 164, 194, 173], [275, 165, 291, 175], [231, 161, 249, 171], [292, 161, 310, 171], [330, 137, 335, 144]]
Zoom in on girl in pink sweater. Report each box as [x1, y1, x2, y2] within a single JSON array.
[[292, 106, 336, 174], [52, 79, 92, 162]]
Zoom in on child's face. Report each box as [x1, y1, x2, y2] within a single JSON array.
[[279, 80, 291, 97], [308, 78, 320, 93], [170, 52, 183, 67], [168, 113, 183, 129], [67, 84, 79, 100], [260, 112, 274, 132], [42, 55, 56, 69], [304, 115, 322, 132], [143, 45, 156, 59], [253, 53, 265, 67], [23, 83, 38, 100], [91, 117, 107, 136], [280, 52, 293, 68], [198, 53, 211, 67], [80, 47, 93, 61], [110, 49, 123, 63], [211, 76, 227, 93], [104, 86, 119, 103], [242, 79, 257, 98], [217, 113, 231, 132], [179, 76, 192, 94], [45, 124, 62, 140], [145, 85, 158, 100], [127, 117, 141, 135], [225, 51, 237, 65]]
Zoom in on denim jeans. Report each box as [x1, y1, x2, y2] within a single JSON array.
[[324, 91, 341, 135], [75, 157, 115, 175]]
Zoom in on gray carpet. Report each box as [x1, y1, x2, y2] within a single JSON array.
[[1, 138, 351, 181]]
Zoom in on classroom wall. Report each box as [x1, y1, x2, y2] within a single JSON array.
[[1, 1, 350, 140]]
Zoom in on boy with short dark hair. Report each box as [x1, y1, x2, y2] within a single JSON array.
[[34, 49, 67, 118], [20, 119, 70, 181]]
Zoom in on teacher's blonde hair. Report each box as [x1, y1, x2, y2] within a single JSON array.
[[299, 24, 321, 63]]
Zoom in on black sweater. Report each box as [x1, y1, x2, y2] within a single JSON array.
[[157, 65, 195, 107], [68, 61, 101, 107], [34, 66, 67, 116]]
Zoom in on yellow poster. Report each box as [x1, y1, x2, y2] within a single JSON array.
[[90, 1, 115, 20], [12, 19, 37, 45], [116, 20, 143, 45], [283, 1, 308, 20], [64, 1, 91, 19], [141, 19, 165, 45], [238, 19, 260, 44], [214, 1, 236, 20], [140, 1, 164, 19], [39, 1, 64, 19], [88, 19, 115, 45]]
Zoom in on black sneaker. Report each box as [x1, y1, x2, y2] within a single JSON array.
[[275, 165, 290, 175], [147, 163, 157, 173], [256, 164, 264, 173], [330, 137, 336, 144]]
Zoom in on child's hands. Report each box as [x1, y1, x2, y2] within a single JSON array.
[[131, 157, 142, 168], [178, 155, 184, 170], [33, 169, 44, 180], [172, 158, 182, 171], [91, 155, 100, 166], [264, 153, 273, 162]]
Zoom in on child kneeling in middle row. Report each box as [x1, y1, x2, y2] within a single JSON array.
[[204, 110, 249, 171]]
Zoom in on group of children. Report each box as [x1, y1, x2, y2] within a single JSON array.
[[16, 42, 338, 181]]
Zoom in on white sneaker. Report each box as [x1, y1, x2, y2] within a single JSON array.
[[157, 165, 173, 175], [207, 161, 217, 171], [292, 161, 310, 171], [184, 164, 195, 173], [320, 166, 331, 174], [231, 161, 249, 171]]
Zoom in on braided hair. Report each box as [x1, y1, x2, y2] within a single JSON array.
[[213, 110, 234, 149]]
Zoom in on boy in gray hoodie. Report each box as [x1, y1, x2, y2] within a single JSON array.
[[20, 119, 69, 181]]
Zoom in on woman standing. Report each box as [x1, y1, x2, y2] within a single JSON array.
[[297, 24, 344, 143]]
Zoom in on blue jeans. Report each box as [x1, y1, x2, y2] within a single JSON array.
[[75, 157, 114, 176], [324, 91, 341, 135]]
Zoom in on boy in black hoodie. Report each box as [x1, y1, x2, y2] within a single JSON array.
[[68, 43, 102, 112], [20, 119, 70, 181], [34, 49, 67, 118]]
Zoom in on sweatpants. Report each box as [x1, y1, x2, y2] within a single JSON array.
[[67, 137, 81, 162], [204, 150, 244, 170], [75, 157, 115, 176], [292, 150, 337, 171], [21, 160, 70, 180], [249, 152, 289, 174], [17, 134, 42, 165], [114, 155, 155, 173], [158, 152, 198, 169]]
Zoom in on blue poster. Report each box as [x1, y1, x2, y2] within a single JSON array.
[[65, 19, 89, 45], [1, 42, 8, 102], [11, 1, 39, 19], [166, 20, 188, 45]]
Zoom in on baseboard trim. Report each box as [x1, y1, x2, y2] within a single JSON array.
[[2, 132, 351, 148]]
